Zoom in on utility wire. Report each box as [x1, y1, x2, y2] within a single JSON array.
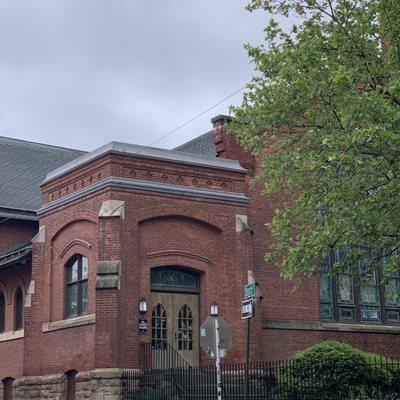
[[146, 86, 245, 149]]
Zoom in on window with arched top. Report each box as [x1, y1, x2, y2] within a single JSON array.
[[0, 292, 5, 333], [151, 267, 200, 293], [65, 255, 88, 318], [151, 303, 167, 350], [3, 377, 14, 400], [178, 304, 193, 351], [14, 288, 23, 331]]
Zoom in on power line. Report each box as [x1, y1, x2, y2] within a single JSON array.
[[146, 86, 245, 149]]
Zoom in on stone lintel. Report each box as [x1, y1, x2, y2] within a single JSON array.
[[97, 260, 121, 275], [96, 259, 121, 290], [0, 329, 24, 342], [96, 276, 120, 290], [42, 314, 95, 333]]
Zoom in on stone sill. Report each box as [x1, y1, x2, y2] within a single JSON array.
[[0, 329, 24, 342], [42, 314, 95, 333], [262, 319, 400, 334]]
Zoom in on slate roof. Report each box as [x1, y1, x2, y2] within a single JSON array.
[[0, 131, 216, 215], [174, 131, 216, 157], [0, 136, 85, 212]]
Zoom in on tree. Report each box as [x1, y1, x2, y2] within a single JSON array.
[[230, 0, 400, 280]]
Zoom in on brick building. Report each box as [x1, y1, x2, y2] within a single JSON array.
[[0, 115, 399, 399]]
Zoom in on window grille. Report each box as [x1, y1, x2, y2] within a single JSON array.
[[66, 255, 88, 318], [151, 303, 167, 350], [178, 304, 193, 351]]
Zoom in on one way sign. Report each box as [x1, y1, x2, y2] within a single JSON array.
[[241, 298, 255, 319]]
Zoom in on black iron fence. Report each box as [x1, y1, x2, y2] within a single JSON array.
[[123, 358, 400, 400]]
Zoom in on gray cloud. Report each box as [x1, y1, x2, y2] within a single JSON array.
[[0, 0, 270, 151]]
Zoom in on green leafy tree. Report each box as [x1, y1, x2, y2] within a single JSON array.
[[230, 0, 400, 279]]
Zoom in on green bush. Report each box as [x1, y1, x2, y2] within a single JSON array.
[[277, 341, 400, 399]]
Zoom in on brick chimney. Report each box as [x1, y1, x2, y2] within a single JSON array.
[[211, 115, 255, 171]]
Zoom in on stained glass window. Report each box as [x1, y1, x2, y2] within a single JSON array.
[[319, 253, 333, 320], [66, 255, 89, 318], [151, 267, 199, 292], [151, 303, 167, 349], [178, 304, 193, 351], [383, 253, 400, 323], [14, 287, 24, 330], [320, 246, 400, 324], [335, 247, 355, 321], [359, 256, 380, 322]]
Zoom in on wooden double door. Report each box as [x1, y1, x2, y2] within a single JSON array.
[[151, 291, 199, 366]]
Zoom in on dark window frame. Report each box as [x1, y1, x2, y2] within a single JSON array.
[[14, 288, 24, 331], [65, 254, 88, 319], [320, 248, 400, 324], [0, 291, 5, 333]]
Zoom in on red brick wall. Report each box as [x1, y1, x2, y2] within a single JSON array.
[[0, 338, 24, 380], [261, 328, 400, 361], [1, 119, 398, 383], [0, 219, 37, 254], [0, 263, 31, 381]]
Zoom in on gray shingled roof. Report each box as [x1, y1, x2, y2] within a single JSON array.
[[0, 131, 215, 214], [0, 136, 85, 212], [174, 131, 216, 157]]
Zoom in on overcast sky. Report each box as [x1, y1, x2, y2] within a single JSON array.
[[0, 1, 270, 151]]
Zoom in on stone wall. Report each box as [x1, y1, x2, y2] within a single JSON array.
[[13, 368, 130, 400]]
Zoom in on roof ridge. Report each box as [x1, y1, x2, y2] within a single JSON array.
[[0, 135, 86, 153]]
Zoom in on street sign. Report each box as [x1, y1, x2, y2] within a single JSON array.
[[200, 317, 233, 359], [241, 298, 255, 319], [244, 282, 256, 299]]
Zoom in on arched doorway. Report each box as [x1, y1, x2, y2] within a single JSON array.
[[150, 266, 200, 366], [3, 377, 14, 400]]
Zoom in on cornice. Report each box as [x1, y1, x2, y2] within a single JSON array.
[[38, 176, 250, 215]]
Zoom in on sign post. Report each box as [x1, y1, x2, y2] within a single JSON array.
[[241, 298, 255, 400], [200, 310, 233, 400], [214, 317, 222, 400], [242, 271, 262, 400]]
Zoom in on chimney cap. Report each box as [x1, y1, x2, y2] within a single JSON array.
[[211, 114, 233, 124]]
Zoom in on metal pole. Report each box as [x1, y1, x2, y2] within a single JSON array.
[[215, 317, 223, 400], [245, 317, 250, 400]]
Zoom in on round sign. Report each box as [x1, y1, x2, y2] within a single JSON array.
[[200, 317, 233, 358]]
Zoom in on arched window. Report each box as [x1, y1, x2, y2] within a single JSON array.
[[14, 288, 24, 331], [178, 304, 193, 351], [0, 292, 5, 333], [151, 303, 167, 350], [151, 267, 200, 293], [65, 255, 88, 318], [3, 377, 14, 400], [65, 370, 77, 400]]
